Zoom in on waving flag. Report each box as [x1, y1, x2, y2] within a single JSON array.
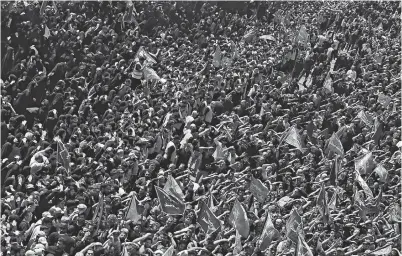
[[317, 182, 330, 224], [260, 212, 280, 251], [374, 164, 388, 183], [164, 175, 185, 200], [229, 200, 250, 238], [372, 117, 384, 146], [297, 25, 309, 47], [56, 138, 70, 172], [354, 152, 375, 175], [357, 110, 374, 127], [197, 201, 221, 234], [328, 192, 337, 211], [250, 176, 269, 203], [44, 25, 50, 39], [155, 186, 185, 215], [233, 230, 242, 255], [306, 120, 317, 144], [286, 209, 303, 243], [212, 45, 222, 68], [372, 245, 392, 255], [388, 202, 401, 223], [295, 234, 314, 256], [283, 126, 305, 152], [243, 29, 256, 43], [323, 73, 334, 93], [326, 133, 344, 157], [354, 170, 374, 199], [135, 46, 156, 66], [329, 156, 340, 186], [126, 195, 144, 223], [143, 67, 160, 81], [162, 245, 175, 256], [377, 93, 391, 107]]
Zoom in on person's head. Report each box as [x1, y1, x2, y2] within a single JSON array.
[[85, 250, 94, 256]]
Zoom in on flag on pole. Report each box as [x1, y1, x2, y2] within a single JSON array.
[[329, 155, 340, 186], [371, 245, 392, 255], [44, 25, 50, 39], [377, 93, 392, 107], [126, 195, 144, 223], [388, 202, 401, 223], [328, 192, 336, 211], [374, 164, 388, 183], [233, 230, 242, 255], [155, 186, 185, 215], [135, 46, 156, 66], [243, 29, 256, 43], [354, 152, 375, 175], [259, 212, 280, 251], [212, 45, 222, 68], [250, 176, 269, 203], [286, 209, 303, 243], [229, 199, 250, 238], [283, 126, 305, 152], [326, 133, 344, 157], [353, 186, 368, 221], [306, 120, 317, 144], [162, 245, 175, 256], [164, 175, 185, 200], [372, 117, 384, 146], [354, 170, 374, 199], [323, 73, 334, 93], [231, 41, 239, 60], [40, 1, 48, 16], [297, 25, 309, 47], [317, 182, 330, 224], [143, 67, 160, 81], [295, 234, 314, 256], [197, 201, 221, 234], [357, 110, 374, 127]]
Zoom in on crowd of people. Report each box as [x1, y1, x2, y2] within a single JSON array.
[[1, 1, 401, 256]]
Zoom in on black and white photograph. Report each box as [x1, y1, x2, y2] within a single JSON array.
[[0, 1, 401, 256]]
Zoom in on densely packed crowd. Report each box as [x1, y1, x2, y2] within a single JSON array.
[[1, 1, 401, 256]]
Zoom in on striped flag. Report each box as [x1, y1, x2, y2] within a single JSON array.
[[250, 176, 269, 203], [135, 46, 156, 66], [229, 199, 250, 238], [259, 212, 280, 251], [155, 186, 185, 215]]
